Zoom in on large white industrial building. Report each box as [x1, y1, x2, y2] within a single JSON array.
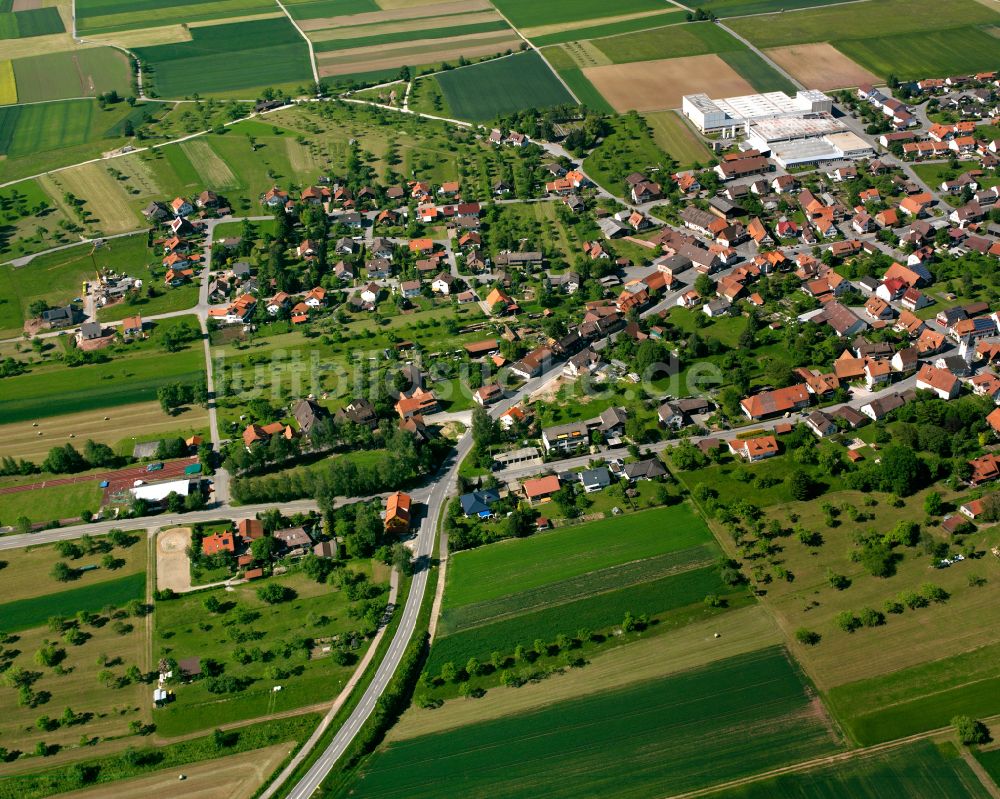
[[682, 90, 832, 134], [682, 88, 874, 167]]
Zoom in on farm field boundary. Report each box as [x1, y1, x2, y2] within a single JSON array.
[[0, 571, 146, 631]]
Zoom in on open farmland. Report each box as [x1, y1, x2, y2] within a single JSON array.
[[585, 54, 754, 112], [12, 48, 131, 103], [134, 18, 313, 98], [591, 19, 744, 63], [695, 0, 859, 16], [645, 110, 712, 167], [0, 6, 63, 38], [427, 564, 732, 671], [44, 162, 143, 233], [726, 0, 999, 49], [395, 605, 781, 740], [527, 11, 687, 48], [835, 27, 1000, 80], [153, 567, 388, 735], [0, 59, 15, 103], [489, 0, 666, 29], [75, 0, 276, 34], [0, 100, 96, 158], [0, 341, 205, 424], [356, 647, 841, 799], [432, 50, 574, 121], [0, 571, 146, 631], [765, 42, 880, 90], [443, 504, 714, 607], [826, 642, 1000, 745], [701, 740, 990, 799]]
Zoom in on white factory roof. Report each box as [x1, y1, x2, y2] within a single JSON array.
[[824, 131, 874, 154], [749, 116, 846, 143], [130, 479, 192, 502], [713, 91, 806, 121]]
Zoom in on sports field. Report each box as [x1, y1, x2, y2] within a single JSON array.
[[0, 480, 105, 525], [434, 50, 574, 121], [356, 647, 841, 799], [826, 642, 1000, 745], [645, 110, 712, 167], [12, 47, 131, 103], [0, 571, 146, 631], [134, 18, 313, 97], [701, 740, 990, 799], [443, 504, 714, 607], [76, 0, 276, 34]]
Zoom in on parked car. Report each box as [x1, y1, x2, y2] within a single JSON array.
[[146, 462, 164, 472]]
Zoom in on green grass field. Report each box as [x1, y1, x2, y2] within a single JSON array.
[[434, 51, 575, 122], [719, 48, 796, 93], [134, 18, 313, 98], [355, 646, 840, 799], [826, 643, 1000, 745], [529, 11, 687, 47], [153, 567, 386, 735], [443, 504, 713, 608], [645, 110, 712, 167], [0, 571, 145, 631], [76, 0, 276, 34], [583, 111, 674, 194], [702, 740, 990, 799], [727, 0, 999, 48], [12, 48, 131, 103], [835, 27, 1000, 81], [975, 749, 1000, 789], [427, 564, 730, 671], [0, 7, 63, 39], [592, 19, 743, 63]]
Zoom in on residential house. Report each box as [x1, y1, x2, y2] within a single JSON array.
[[916, 364, 960, 399], [384, 492, 412, 533], [728, 435, 779, 462], [523, 475, 560, 504], [740, 384, 810, 420]]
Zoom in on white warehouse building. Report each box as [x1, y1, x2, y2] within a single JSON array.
[[682, 89, 832, 134]]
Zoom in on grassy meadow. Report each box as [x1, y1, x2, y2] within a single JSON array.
[[645, 110, 712, 167], [12, 48, 131, 103], [530, 12, 687, 48], [490, 0, 666, 28], [76, 0, 276, 34]]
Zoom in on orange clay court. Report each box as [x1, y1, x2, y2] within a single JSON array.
[[583, 54, 755, 112], [765, 43, 881, 90]]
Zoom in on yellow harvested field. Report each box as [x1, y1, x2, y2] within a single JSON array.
[[0, 401, 209, 462], [89, 24, 193, 47], [391, 605, 782, 741], [766, 43, 881, 90], [180, 140, 239, 189], [522, 8, 677, 39], [44, 162, 141, 234], [189, 10, 282, 27], [585, 54, 754, 112], [311, 9, 499, 41], [0, 31, 83, 59], [61, 744, 292, 799], [300, 0, 490, 31], [317, 34, 520, 76], [0, 60, 17, 105]]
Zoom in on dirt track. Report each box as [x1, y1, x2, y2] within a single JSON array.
[[583, 54, 755, 112], [766, 43, 881, 90], [157, 526, 193, 593]]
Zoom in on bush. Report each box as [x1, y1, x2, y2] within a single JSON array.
[[858, 607, 884, 628], [834, 611, 860, 633], [256, 584, 296, 605], [795, 628, 820, 646], [952, 715, 990, 745]]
